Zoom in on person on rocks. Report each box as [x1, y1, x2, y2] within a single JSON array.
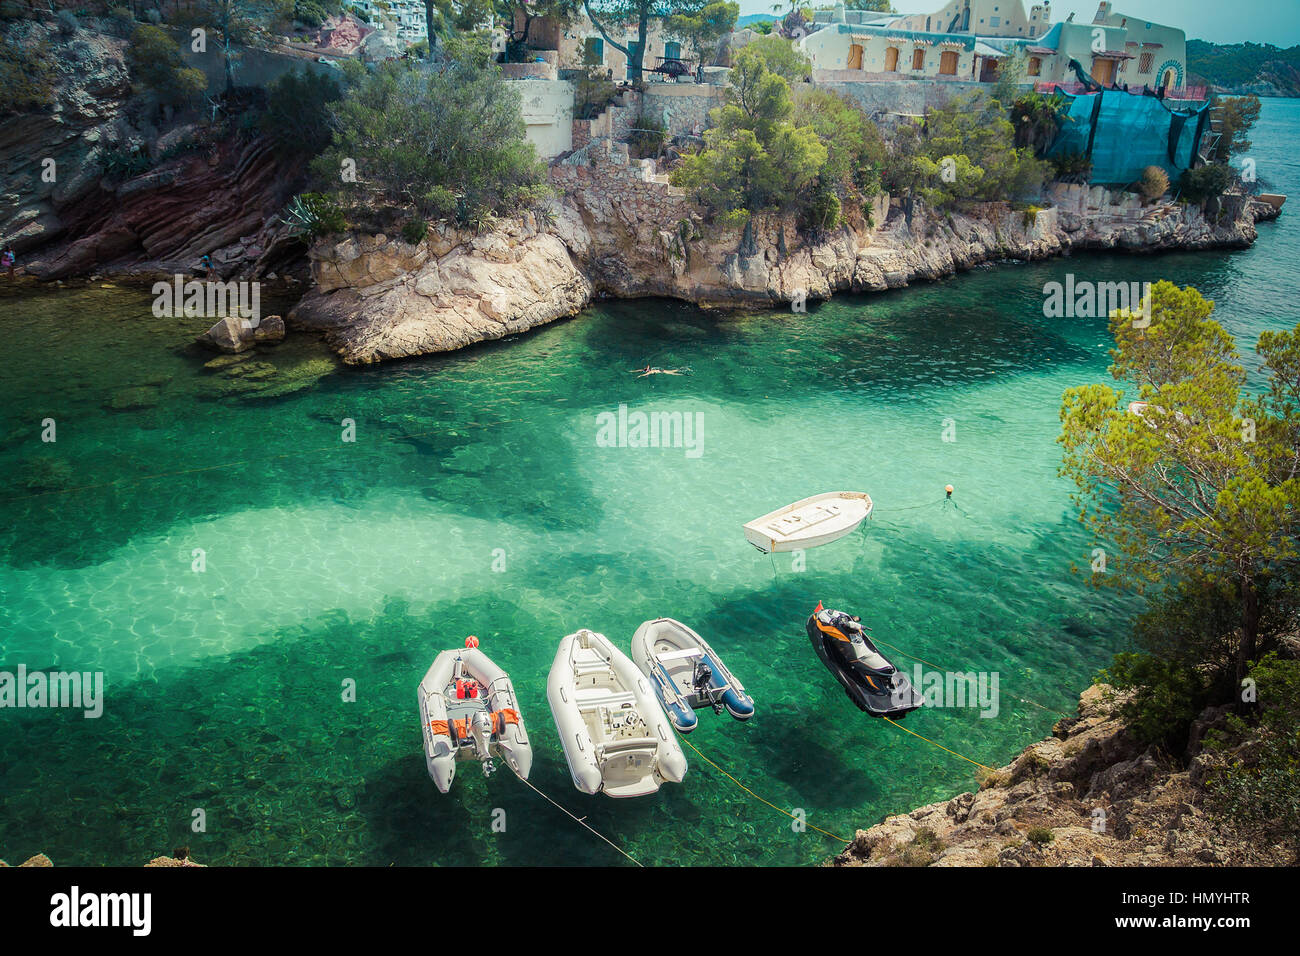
[[2, 247, 15, 280]]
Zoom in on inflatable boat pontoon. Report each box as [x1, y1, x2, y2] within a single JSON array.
[[418, 637, 532, 792], [807, 603, 922, 718], [743, 492, 873, 554], [548, 629, 687, 798], [631, 617, 755, 733]]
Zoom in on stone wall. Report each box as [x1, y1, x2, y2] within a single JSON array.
[[640, 85, 726, 137], [502, 60, 558, 81], [550, 140, 691, 225], [813, 76, 991, 117]]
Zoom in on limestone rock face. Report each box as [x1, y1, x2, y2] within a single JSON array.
[[827, 684, 1290, 868], [291, 152, 1275, 366], [291, 223, 592, 364]]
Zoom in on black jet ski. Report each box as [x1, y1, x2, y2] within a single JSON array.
[[806, 602, 923, 718]]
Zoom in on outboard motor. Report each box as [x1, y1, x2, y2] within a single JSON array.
[[692, 661, 722, 713], [471, 711, 496, 777]]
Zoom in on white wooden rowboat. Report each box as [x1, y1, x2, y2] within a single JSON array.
[[742, 491, 873, 554]]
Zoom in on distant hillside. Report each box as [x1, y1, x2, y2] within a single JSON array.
[[737, 13, 778, 27], [1187, 39, 1300, 97]]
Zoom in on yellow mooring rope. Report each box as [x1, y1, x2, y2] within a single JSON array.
[[680, 736, 852, 844], [868, 636, 1072, 721], [511, 769, 643, 867], [881, 717, 998, 773]]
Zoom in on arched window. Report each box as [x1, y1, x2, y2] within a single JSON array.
[[1027, 56, 1041, 76], [884, 46, 899, 72], [912, 47, 925, 71]]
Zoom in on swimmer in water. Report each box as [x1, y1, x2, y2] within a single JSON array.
[[633, 365, 690, 378]]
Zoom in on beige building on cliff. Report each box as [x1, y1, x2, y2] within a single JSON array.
[[799, 0, 1194, 96]]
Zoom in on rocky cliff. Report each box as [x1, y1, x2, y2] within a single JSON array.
[[828, 685, 1291, 868], [292, 143, 1280, 365], [2, 21, 306, 281]]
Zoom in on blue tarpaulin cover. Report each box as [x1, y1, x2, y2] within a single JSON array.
[[1047, 88, 1210, 185]]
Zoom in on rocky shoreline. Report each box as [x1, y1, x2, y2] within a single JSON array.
[[828, 684, 1291, 867], [5, 21, 1282, 367], [0, 852, 203, 867], [290, 167, 1281, 364]]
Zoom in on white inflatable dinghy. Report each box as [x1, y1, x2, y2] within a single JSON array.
[[547, 629, 687, 798], [631, 618, 755, 733], [418, 637, 532, 793], [743, 491, 873, 554]]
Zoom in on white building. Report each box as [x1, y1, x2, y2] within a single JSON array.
[[350, 1, 428, 45], [799, 0, 1193, 95]]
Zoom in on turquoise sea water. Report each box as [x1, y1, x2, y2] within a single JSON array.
[[1, 100, 1298, 867]]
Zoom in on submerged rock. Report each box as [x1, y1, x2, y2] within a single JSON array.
[[203, 352, 255, 370], [201, 339, 340, 403], [18, 455, 74, 492], [105, 385, 160, 411], [254, 314, 285, 344], [198, 314, 286, 353], [198, 316, 255, 353]]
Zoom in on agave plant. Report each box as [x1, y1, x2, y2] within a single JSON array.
[[279, 193, 346, 240]]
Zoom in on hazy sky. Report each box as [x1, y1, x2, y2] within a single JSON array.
[[738, 1, 1300, 46]]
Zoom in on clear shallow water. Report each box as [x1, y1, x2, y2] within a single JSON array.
[[1, 101, 1297, 867]]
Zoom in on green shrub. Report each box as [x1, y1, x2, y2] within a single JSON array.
[[628, 113, 666, 161], [800, 177, 841, 233], [1011, 90, 1065, 153], [1095, 652, 1214, 752], [294, 0, 330, 27], [1051, 150, 1091, 183], [0, 32, 55, 114], [1204, 654, 1300, 858], [107, 5, 133, 35], [102, 144, 153, 181], [1178, 163, 1232, 203], [912, 92, 1048, 207], [1026, 827, 1055, 844], [400, 216, 427, 244], [261, 67, 341, 158], [313, 46, 548, 226], [670, 46, 825, 225], [127, 24, 207, 105]]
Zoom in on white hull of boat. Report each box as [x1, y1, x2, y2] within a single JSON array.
[[631, 617, 755, 732], [742, 491, 873, 554], [418, 646, 532, 793], [547, 629, 687, 798]]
